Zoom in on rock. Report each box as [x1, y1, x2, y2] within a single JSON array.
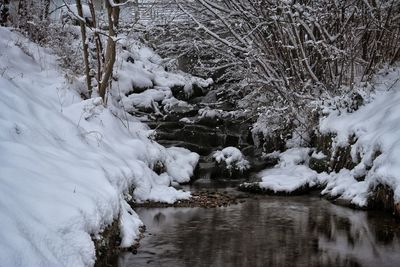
[[369, 184, 395, 213], [94, 222, 145, 267], [211, 160, 248, 179], [309, 156, 330, 173], [238, 182, 315, 196], [152, 160, 165, 175], [130, 191, 240, 209], [312, 133, 358, 172], [197, 116, 223, 127], [170, 85, 186, 100]]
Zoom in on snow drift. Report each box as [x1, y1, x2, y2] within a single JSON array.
[[0, 27, 198, 267]]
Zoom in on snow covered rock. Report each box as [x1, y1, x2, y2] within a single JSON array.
[[116, 43, 213, 111], [239, 148, 320, 194], [166, 147, 200, 184], [212, 147, 250, 178], [240, 165, 319, 194]]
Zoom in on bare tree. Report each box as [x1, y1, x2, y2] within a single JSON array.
[[74, 0, 121, 103], [98, 0, 118, 103], [139, 0, 399, 143], [159, 0, 400, 109], [76, 0, 93, 97]]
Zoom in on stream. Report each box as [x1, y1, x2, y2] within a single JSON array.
[[108, 90, 400, 267], [116, 184, 400, 267]]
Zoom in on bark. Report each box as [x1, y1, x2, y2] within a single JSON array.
[[76, 0, 92, 97], [113, 0, 121, 28], [98, 0, 117, 103], [42, 0, 51, 20], [88, 0, 104, 94]]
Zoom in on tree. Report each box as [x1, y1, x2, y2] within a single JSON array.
[[166, 0, 400, 109], [13, 0, 51, 40], [98, 0, 117, 103], [0, 0, 10, 26], [137, 0, 399, 143], [75, 0, 120, 103], [76, 0, 93, 97]]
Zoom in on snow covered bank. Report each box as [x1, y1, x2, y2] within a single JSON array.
[[318, 66, 400, 207], [241, 66, 400, 210], [0, 27, 198, 267]]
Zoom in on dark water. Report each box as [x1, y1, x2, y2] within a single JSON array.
[[118, 190, 400, 267]]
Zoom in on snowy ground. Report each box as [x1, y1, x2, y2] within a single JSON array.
[[0, 27, 200, 267]]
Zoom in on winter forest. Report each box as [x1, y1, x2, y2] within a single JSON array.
[[1, 0, 400, 266]]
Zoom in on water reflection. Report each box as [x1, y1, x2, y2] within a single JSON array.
[[119, 195, 400, 267]]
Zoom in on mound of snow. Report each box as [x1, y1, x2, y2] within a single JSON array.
[[121, 87, 171, 113], [166, 147, 200, 184], [213, 147, 250, 171], [257, 165, 319, 193], [277, 147, 311, 167], [0, 27, 198, 267], [241, 147, 321, 194], [247, 148, 319, 193]]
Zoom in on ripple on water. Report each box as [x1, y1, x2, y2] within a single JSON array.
[[117, 194, 400, 267]]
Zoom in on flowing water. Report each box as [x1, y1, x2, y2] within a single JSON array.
[[116, 186, 400, 267]]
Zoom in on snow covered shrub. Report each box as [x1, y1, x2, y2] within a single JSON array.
[[9, 0, 52, 42], [143, 0, 400, 151]]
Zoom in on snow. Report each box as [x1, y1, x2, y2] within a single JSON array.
[[0, 27, 198, 267], [165, 147, 200, 184], [121, 87, 171, 113], [115, 43, 212, 101], [179, 117, 195, 124], [257, 165, 319, 193], [213, 147, 250, 171], [277, 147, 310, 167], [311, 151, 327, 160], [247, 66, 400, 205], [318, 66, 400, 205], [320, 170, 369, 207], [247, 148, 319, 193], [113, 41, 212, 117], [162, 96, 193, 114]]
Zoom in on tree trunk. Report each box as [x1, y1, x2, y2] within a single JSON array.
[[98, 0, 117, 103], [88, 0, 104, 95], [76, 0, 92, 97], [113, 0, 120, 28], [41, 0, 51, 20]]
